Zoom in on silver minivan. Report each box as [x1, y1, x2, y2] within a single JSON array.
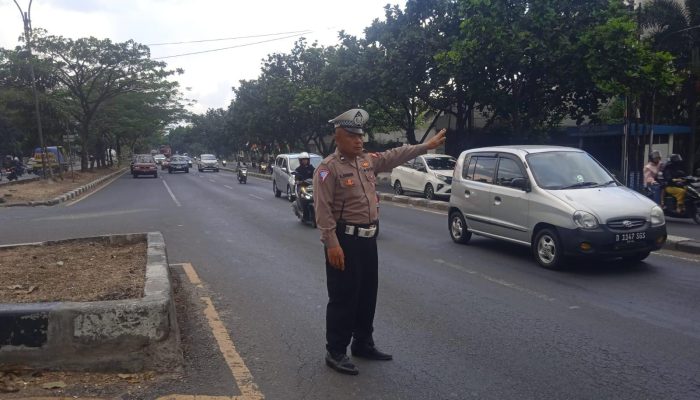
[[448, 146, 667, 269]]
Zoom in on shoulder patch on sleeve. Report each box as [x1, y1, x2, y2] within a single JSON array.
[[370, 152, 379, 158], [319, 169, 330, 182]]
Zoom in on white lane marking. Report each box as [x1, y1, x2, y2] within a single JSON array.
[[209, 179, 216, 183], [382, 199, 447, 215], [224, 185, 234, 189], [162, 180, 181, 207], [434, 258, 556, 302], [654, 251, 700, 263], [249, 194, 264, 200]]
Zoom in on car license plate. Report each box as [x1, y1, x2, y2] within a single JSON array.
[[615, 232, 646, 243]]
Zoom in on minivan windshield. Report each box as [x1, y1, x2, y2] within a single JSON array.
[[426, 157, 456, 170], [527, 151, 616, 190], [289, 156, 322, 170], [201, 154, 216, 160]]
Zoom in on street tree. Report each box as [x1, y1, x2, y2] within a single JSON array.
[[641, 0, 700, 169], [29, 31, 183, 169]]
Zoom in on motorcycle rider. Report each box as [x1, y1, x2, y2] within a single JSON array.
[[643, 150, 663, 205], [664, 154, 687, 214], [294, 152, 315, 219]]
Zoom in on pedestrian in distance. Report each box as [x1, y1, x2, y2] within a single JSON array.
[[643, 150, 663, 205], [313, 108, 446, 375]]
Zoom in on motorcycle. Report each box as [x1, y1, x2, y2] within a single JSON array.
[[5, 166, 19, 182], [237, 167, 247, 184], [644, 174, 700, 224], [291, 176, 316, 227]]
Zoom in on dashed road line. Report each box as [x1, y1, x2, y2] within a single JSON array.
[[249, 194, 263, 200], [224, 185, 234, 190], [433, 258, 557, 303], [162, 180, 181, 207]]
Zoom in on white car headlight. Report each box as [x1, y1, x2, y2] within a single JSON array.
[[573, 210, 599, 229], [436, 174, 449, 182], [651, 205, 665, 227]]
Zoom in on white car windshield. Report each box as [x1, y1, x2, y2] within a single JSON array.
[[426, 157, 456, 170], [289, 156, 322, 170], [201, 155, 216, 160], [527, 151, 616, 190]]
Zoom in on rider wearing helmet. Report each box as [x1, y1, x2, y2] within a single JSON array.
[[644, 150, 663, 204], [295, 152, 315, 182], [664, 154, 687, 214]]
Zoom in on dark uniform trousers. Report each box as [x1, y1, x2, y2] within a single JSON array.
[[325, 224, 378, 354]]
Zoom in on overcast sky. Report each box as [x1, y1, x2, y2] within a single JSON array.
[[1, 0, 395, 114]]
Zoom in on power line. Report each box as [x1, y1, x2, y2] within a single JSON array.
[[146, 29, 313, 46], [154, 32, 311, 59]]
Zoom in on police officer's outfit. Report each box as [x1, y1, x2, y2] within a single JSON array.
[[313, 109, 429, 375]]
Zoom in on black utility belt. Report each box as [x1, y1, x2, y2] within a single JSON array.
[[337, 222, 378, 238]]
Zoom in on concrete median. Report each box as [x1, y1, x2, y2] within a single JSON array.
[[0, 232, 182, 372]]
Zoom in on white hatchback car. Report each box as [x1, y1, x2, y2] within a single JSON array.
[[391, 154, 456, 199], [448, 146, 667, 269]]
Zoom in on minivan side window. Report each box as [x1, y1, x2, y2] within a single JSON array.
[[496, 157, 525, 187], [473, 157, 497, 183], [403, 158, 416, 168], [463, 157, 477, 180]]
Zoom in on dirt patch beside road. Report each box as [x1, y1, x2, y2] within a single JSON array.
[[0, 168, 119, 205], [0, 240, 146, 303]]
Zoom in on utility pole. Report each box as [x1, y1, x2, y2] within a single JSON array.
[[13, 0, 50, 179]]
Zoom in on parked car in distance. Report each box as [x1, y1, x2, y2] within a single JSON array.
[[153, 154, 166, 165], [272, 153, 322, 200], [168, 155, 189, 173], [448, 145, 667, 269], [132, 154, 158, 178], [198, 154, 219, 172], [391, 154, 456, 200]]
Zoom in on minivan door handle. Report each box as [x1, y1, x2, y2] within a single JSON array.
[[464, 189, 471, 198], [494, 196, 502, 205]]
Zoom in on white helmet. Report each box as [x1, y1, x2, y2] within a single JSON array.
[[299, 152, 310, 160]]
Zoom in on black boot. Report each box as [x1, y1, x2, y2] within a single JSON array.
[[325, 352, 359, 375], [351, 341, 393, 361]]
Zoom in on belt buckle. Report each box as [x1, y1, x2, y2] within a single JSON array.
[[357, 227, 376, 238]]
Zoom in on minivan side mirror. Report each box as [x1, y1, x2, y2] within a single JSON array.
[[282, 167, 288, 173], [510, 177, 530, 191], [416, 165, 427, 172]]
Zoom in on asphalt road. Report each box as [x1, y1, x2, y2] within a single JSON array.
[[2, 170, 700, 399]]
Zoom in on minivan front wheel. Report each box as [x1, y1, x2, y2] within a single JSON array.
[[273, 180, 282, 197], [533, 228, 564, 269], [449, 211, 471, 244]]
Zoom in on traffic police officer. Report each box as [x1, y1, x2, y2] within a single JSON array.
[[313, 108, 446, 375]]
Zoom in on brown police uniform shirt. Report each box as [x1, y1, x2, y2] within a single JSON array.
[[313, 144, 429, 248]]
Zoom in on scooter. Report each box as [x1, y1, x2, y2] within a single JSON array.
[[644, 175, 700, 224], [5, 166, 19, 182], [237, 167, 247, 184], [292, 177, 315, 227]]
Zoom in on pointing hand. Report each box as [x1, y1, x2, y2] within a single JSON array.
[[426, 129, 447, 150]]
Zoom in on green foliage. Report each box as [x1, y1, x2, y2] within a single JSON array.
[[583, 14, 679, 97]]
